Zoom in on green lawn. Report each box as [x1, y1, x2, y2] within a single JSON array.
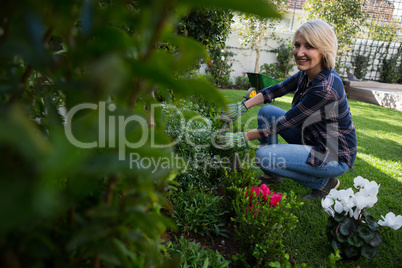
[[221, 89, 402, 267]]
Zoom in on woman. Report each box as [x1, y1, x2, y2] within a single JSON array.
[[219, 19, 357, 199]]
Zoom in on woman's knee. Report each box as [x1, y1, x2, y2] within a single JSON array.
[[257, 105, 285, 127], [255, 146, 286, 170]]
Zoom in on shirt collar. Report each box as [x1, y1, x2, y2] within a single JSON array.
[[304, 68, 332, 86]]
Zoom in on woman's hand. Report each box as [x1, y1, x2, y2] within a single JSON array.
[[221, 101, 248, 122]]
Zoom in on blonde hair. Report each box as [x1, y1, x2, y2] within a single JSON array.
[[293, 19, 338, 70]]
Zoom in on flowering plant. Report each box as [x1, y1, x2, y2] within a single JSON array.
[[246, 184, 283, 212], [232, 185, 302, 265], [322, 176, 402, 259]]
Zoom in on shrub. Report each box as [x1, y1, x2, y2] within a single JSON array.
[[163, 236, 230, 267], [379, 57, 399, 84], [260, 40, 294, 81], [163, 98, 228, 189], [0, 0, 286, 266], [206, 48, 234, 88], [352, 54, 370, 80], [224, 164, 259, 212], [195, 73, 216, 86], [234, 73, 251, 90], [232, 186, 303, 266]]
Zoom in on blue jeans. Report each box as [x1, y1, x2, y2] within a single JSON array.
[[255, 105, 349, 189]]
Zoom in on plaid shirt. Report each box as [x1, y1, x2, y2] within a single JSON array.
[[259, 69, 357, 168]]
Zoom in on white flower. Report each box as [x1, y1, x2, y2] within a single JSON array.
[[328, 188, 339, 199], [328, 188, 356, 216], [355, 191, 377, 209], [338, 188, 356, 217], [378, 212, 402, 230], [353, 208, 361, 220], [354, 176, 369, 190], [363, 181, 380, 196], [354, 181, 380, 209], [321, 196, 334, 209], [334, 200, 344, 214], [321, 197, 335, 217], [324, 207, 335, 217]]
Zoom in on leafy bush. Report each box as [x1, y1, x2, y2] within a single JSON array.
[[170, 184, 229, 237], [234, 73, 252, 90], [352, 54, 370, 80], [195, 73, 216, 87], [163, 236, 230, 267], [232, 187, 303, 266], [379, 57, 399, 84], [260, 40, 294, 81], [163, 98, 227, 189], [224, 164, 259, 212], [207, 48, 234, 88], [0, 0, 277, 266]]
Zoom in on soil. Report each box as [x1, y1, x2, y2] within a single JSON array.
[[163, 215, 240, 260]]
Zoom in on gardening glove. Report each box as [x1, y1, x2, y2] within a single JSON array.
[[221, 100, 248, 122], [216, 132, 248, 148]]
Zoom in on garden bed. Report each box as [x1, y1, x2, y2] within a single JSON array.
[[162, 90, 402, 267]]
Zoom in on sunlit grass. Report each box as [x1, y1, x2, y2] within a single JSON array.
[[221, 89, 402, 267]]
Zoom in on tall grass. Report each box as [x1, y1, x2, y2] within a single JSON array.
[[221, 89, 402, 267]]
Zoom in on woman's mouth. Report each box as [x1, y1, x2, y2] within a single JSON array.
[[297, 59, 309, 63]]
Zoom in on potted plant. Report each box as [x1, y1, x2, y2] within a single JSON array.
[[322, 176, 402, 259]]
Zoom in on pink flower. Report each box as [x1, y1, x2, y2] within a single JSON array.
[[252, 186, 261, 197], [246, 186, 283, 214], [246, 186, 259, 197], [269, 192, 282, 207], [260, 184, 271, 196]]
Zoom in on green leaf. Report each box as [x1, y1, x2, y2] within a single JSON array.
[[366, 215, 379, 231], [339, 217, 357, 237], [178, 0, 280, 19], [361, 244, 380, 259], [344, 244, 360, 259], [368, 231, 383, 247], [269, 262, 281, 268], [203, 257, 209, 268], [336, 232, 347, 243], [331, 239, 342, 252], [357, 225, 375, 242], [162, 32, 209, 70], [87, 27, 133, 54], [334, 212, 346, 222], [327, 216, 338, 227], [347, 235, 364, 247]]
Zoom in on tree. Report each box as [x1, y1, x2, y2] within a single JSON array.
[[304, 0, 367, 68], [178, 8, 233, 52], [235, 0, 285, 73], [178, 8, 235, 86]]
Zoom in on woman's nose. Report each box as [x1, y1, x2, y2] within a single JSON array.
[[296, 47, 305, 57]]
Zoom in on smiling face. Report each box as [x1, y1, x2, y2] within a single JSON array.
[[293, 34, 324, 80]]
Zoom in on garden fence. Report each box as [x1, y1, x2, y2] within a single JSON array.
[[337, 0, 402, 81]]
